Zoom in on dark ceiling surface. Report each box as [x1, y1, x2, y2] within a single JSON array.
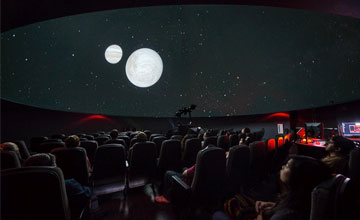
[[2, 0, 360, 32]]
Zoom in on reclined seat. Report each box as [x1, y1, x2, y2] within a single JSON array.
[[0, 151, 21, 170]]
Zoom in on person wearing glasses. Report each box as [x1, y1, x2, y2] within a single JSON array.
[[322, 135, 355, 175]]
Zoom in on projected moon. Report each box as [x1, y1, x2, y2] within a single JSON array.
[[105, 44, 123, 64], [125, 48, 163, 88]]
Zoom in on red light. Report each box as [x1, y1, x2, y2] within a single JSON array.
[[87, 115, 107, 120], [265, 112, 290, 120]]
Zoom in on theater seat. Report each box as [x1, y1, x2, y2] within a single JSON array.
[[37, 141, 65, 153], [182, 138, 201, 168], [157, 139, 182, 178], [51, 147, 90, 186], [217, 135, 229, 152], [80, 140, 98, 166], [0, 151, 21, 170], [94, 136, 110, 146], [152, 136, 167, 158], [117, 135, 130, 149], [93, 144, 127, 196], [203, 136, 217, 148], [348, 147, 360, 184], [1, 167, 71, 220], [13, 140, 30, 160], [229, 134, 239, 148], [310, 174, 357, 220], [171, 147, 226, 218], [128, 141, 157, 189], [249, 141, 267, 184], [30, 136, 48, 152], [226, 145, 250, 194]]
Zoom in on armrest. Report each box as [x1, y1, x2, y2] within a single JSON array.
[[172, 175, 191, 191], [171, 176, 192, 218]]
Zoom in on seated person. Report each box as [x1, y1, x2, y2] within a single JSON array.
[[155, 164, 196, 203], [322, 135, 355, 175], [239, 128, 254, 146], [64, 135, 92, 175], [23, 153, 91, 215], [225, 155, 331, 220], [109, 129, 119, 140], [127, 132, 148, 160], [1, 142, 23, 162]]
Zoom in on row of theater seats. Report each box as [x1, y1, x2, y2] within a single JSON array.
[[2, 129, 359, 220]]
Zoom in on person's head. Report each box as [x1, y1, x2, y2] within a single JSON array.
[[325, 136, 355, 156], [136, 132, 147, 142], [277, 155, 331, 214], [23, 153, 56, 167], [242, 127, 251, 134], [0, 142, 19, 153], [64, 135, 80, 148], [110, 129, 119, 140]]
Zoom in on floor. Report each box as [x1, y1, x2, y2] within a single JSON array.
[[90, 184, 176, 220]]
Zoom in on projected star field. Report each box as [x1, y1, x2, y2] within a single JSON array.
[[1, 5, 360, 117]]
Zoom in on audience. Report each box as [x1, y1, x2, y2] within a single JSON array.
[[239, 128, 254, 146], [23, 153, 91, 214], [322, 135, 355, 175], [225, 155, 331, 220]]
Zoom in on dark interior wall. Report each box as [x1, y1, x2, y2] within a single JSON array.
[[1, 99, 359, 146], [1, 99, 290, 145]]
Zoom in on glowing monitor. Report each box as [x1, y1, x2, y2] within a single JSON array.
[[341, 122, 360, 137]]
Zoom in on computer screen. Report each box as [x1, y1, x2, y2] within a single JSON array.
[[341, 122, 360, 137]]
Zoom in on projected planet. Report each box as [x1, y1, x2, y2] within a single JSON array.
[[105, 44, 123, 64], [125, 48, 163, 88]]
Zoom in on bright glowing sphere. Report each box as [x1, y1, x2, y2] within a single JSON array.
[[125, 48, 163, 88], [105, 44, 123, 64]]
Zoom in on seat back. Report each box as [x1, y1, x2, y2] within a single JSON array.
[[226, 145, 250, 193], [80, 140, 98, 165], [171, 135, 183, 141], [191, 147, 226, 203], [117, 135, 130, 149], [1, 167, 71, 220], [310, 174, 356, 220], [158, 139, 182, 177], [128, 141, 157, 188], [1, 151, 21, 170], [104, 139, 126, 146], [93, 144, 126, 181], [217, 135, 229, 152], [93, 144, 127, 195], [30, 136, 48, 152], [51, 147, 89, 186], [150, 133, 163, 141], [152, 136, 167, 157], [84, 135, 94, 140], [203, 136, 217, 148], [94, 136, 110, 146], [348, 147, 360, 184], [249, 141, 267, 184], [13, 140, 30, 160], [37, 141, 65, 153], [182, 138, 202, 168], [229, 134, 239, 148]]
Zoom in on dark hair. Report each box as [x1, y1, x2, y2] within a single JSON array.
[[274, 155, 331, 217], [64, 135, 80, 148], [331, 136, 356, 156], [243, 128, 251, 133], [110, 129, 119, 139]]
